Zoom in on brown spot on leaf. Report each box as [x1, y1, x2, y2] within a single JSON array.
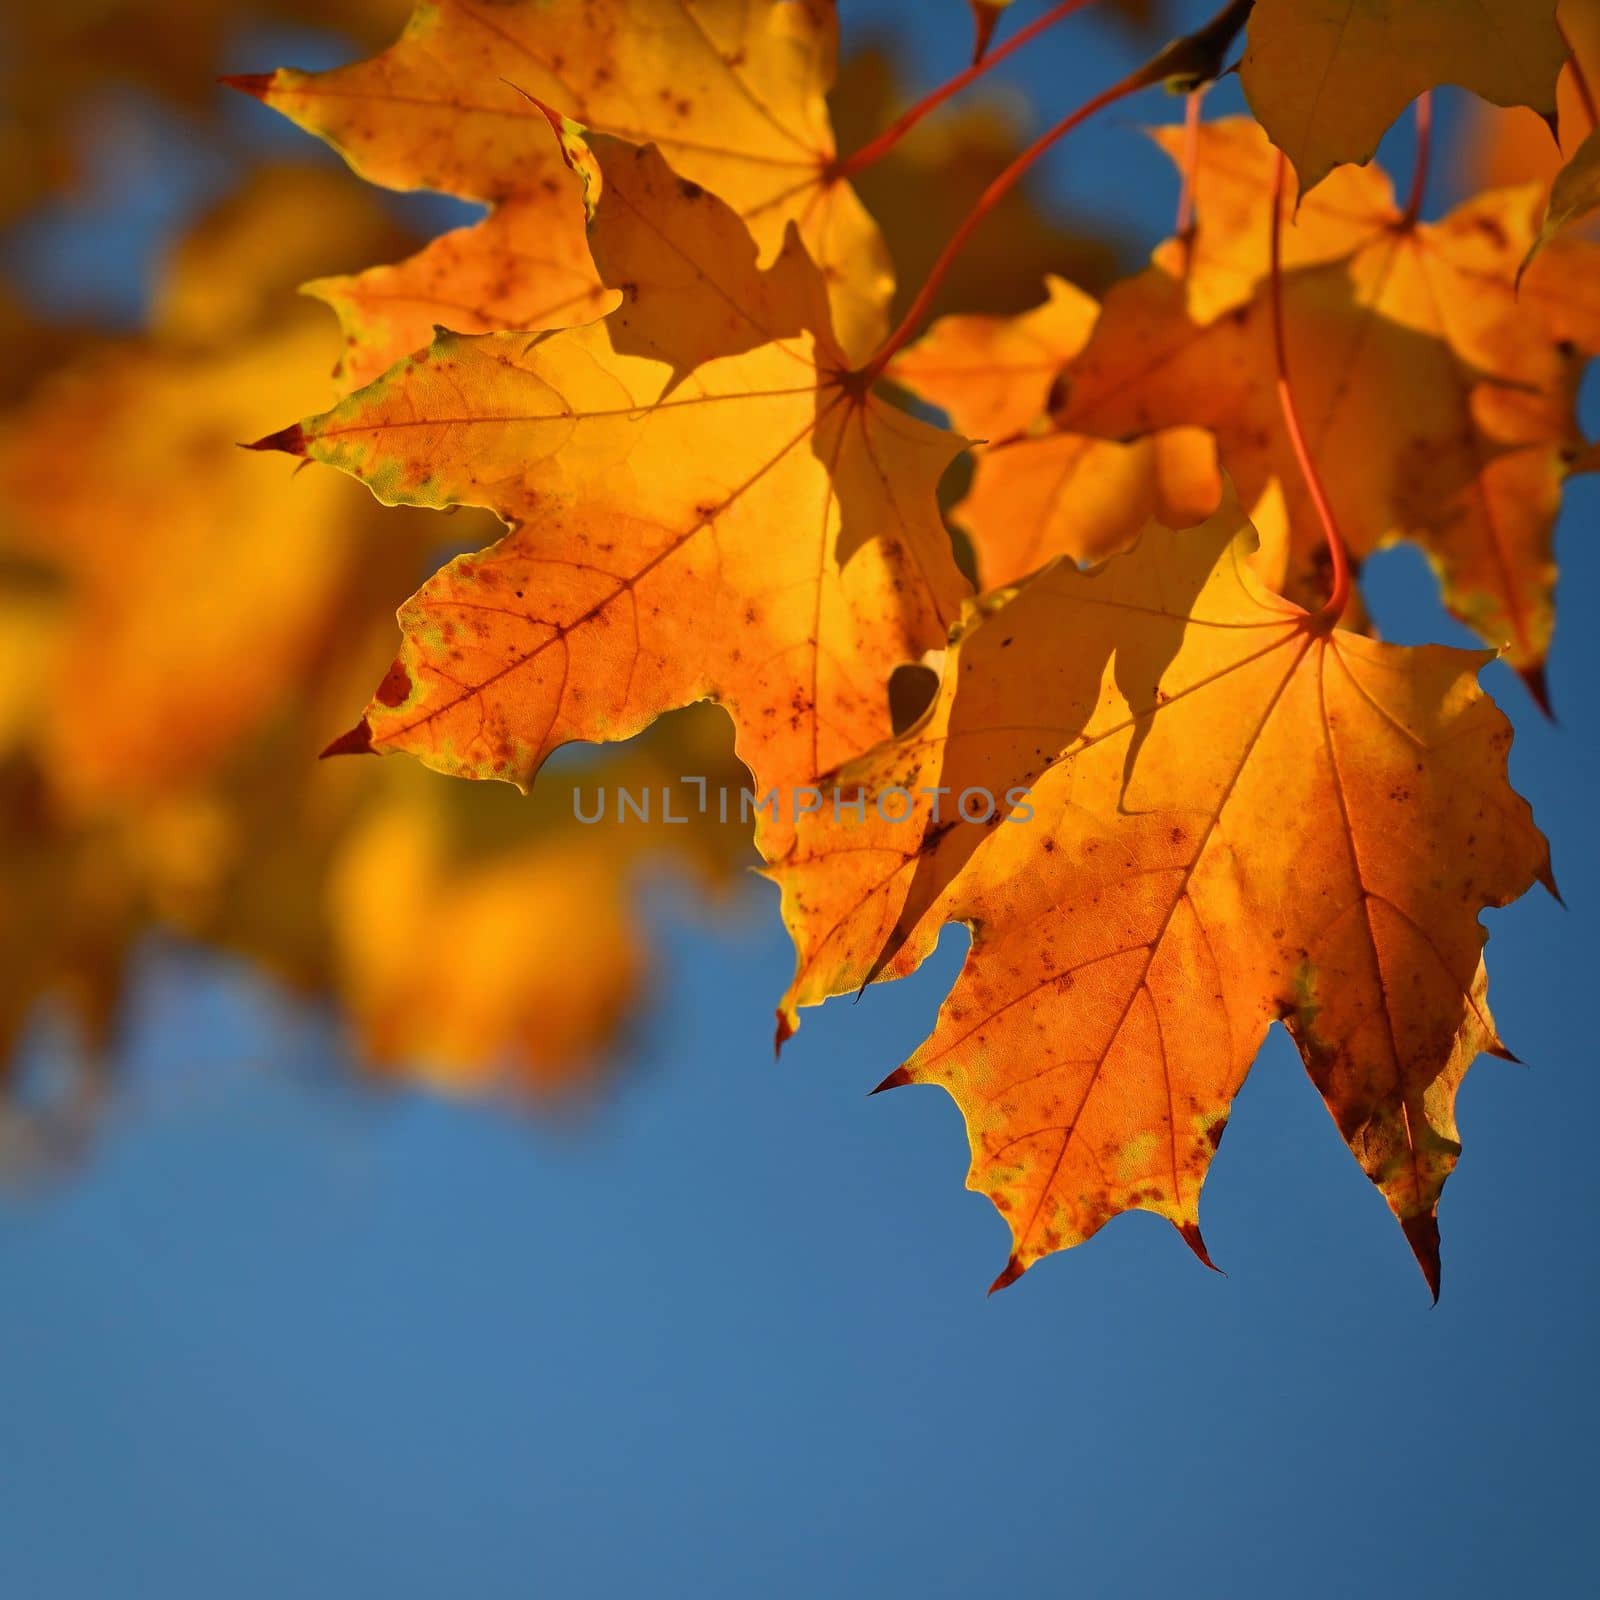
[[375, 660, 412, 707]]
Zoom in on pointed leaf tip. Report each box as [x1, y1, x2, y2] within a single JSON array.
[[246, 423, 307, 457], [1401, 1213, 1442, 1303], [218, 72, 275, 101], [870, 1064, 914, 1095], [320, 718, 374, 759], [1542, 857, 1566, 909], [988, 1255, 1026, 1295], [773, 1010, 795, 1059], [1517, 661, 1554, 721], [1178, 1220, 1224, 1274], [969, 2, 1003, 64], [497, 77, 562, 131]]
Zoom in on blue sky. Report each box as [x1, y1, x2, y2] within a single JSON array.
[[2, 4, 1595, 1594]]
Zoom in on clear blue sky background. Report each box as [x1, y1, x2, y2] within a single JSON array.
[[2, 4, 1595, 1594]]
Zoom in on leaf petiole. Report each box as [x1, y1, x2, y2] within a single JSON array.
[[1401, 90, 1433, 227], [830, 0, 1103, 184], [1173, 85, 1208, 270], [851, 0, 1256, 383], [1268, 149, 1352, 626]]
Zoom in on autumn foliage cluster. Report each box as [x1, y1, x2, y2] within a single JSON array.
[[2, 0, 1596, 1294]]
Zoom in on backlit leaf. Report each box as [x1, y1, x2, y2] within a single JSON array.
[[261, 125, 969, 852], [893, 273, 1218, 587], [235, 0, 893, 374], [777, 491, 1549, 1293], [1051, 119, 1600, 693], [1241, 0, 1568, 193]]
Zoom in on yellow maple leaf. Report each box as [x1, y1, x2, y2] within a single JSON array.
[[232, 0, 892, 376], [258, 123, 970, 851], [0, 166, 416, 810]]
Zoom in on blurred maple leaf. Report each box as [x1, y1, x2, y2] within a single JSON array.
[[0, 163, 751, 1154], [328, 715, 748, 1099], [0, 165, 414, 806]]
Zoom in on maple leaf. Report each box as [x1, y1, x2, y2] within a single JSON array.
[[231, 0, 892, 378], [1144, 118, 1403, 323], [3, 336, 382, 805], [150, 163, 411, 348], [257, 121, 969, 848], [776, 490, 1550, 1293], [1050, 117, 1600, 697], [892, 274, 1218, 588], [1240, 0, 1569, 193], [333, 789, 647, 1094]]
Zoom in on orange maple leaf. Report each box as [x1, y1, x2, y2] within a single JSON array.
[[775, 489, 1550, 1294], [327, 715, 750, 1101], [892, 274, 1218, 587], [257, 122, 970, 849]]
